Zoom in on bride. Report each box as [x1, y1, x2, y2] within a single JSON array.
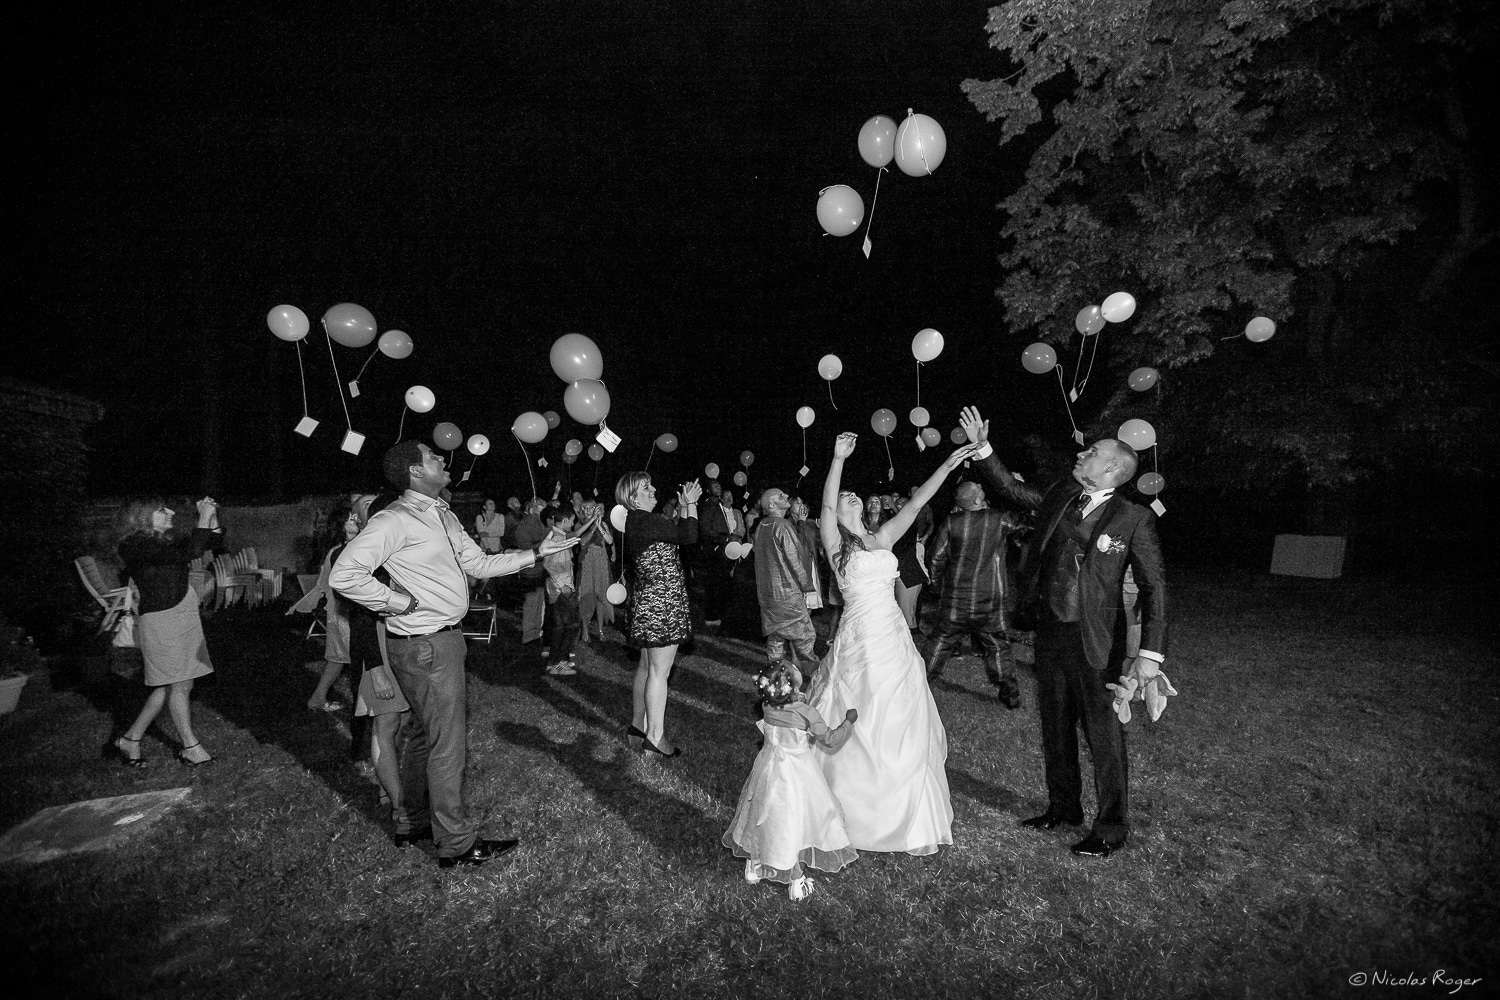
[[809, 431, 975, 854]]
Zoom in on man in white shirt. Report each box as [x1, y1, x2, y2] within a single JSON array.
[[331, 441, 577, 868]]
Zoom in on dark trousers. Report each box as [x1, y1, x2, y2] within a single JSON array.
[[548, 590, 581, 662], [1034, 620, 1129, 844], [925, 616, 1017, 687], [386, 628, 475, 857]]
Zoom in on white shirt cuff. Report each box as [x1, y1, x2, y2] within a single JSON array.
[[1136, 649, 1163, 663], [974, 442, 994, 460]]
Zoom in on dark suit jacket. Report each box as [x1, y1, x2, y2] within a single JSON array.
[[698, 502, 744, 548], [928, 508, 1013, 628], [972, 452, 1166, 671]]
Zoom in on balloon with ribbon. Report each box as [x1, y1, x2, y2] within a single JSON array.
[[920, 427, 942, 448], [858, 115, 896, 168], [433, 422, 463, 452], [550, 333, 604, 383], [1136, 472, 1165, 495], [323, 303, 378, 348], [610, 505, 629, 533], [588, 443, 604, 462], [818, 354, 843, 409], [656, 432, 678, 452], [796, 406, 815, 429], [870, 409, 897, 436], [705, 462, 720, 480], [463, 433, 490, 479], [1021, 343, 1057, 375], [1128, 367, 1160, 391], [1101, 292, 1137, 323], [1245, 317, 1276, 342], [1117, 419, 1157, 451], [733, 471, 747, 487], [395, 385, 435, 441], [606, 581, 627, 605], [511, 412, 548, 445], [267, 305, 310, 342], [911, 328, 943, 362], [378, 330, 413, 359], [1075, 306, 1105, 337], [740, 451, 754, 468], [565, 438, 583, 457], [909, 407, 930, 428], [816, 185, 865, 237], [724, 541, 743, 560], [894, 109, 947, 176], [564, 379, 611, 425]]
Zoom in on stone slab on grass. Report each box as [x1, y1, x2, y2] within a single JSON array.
[[0, 788, 192, 866]]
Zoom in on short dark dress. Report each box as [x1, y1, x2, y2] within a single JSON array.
[[624, 509, 698, 648]]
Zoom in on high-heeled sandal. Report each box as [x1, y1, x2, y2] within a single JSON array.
[[109, 735, 147, 768], [626, 724, 646, 750], [641, 736, 681, 758], [178, 743, 215, 767]]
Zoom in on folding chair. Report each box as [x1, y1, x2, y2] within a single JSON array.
[[462, 600, 498, 644], [74, 556, 134, 635], [242, 547, 283, 600], [286, 574, 327, 639]]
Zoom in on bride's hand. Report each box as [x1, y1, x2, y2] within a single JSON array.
[[942, 444, 978, 471], [833, 433, 858, 460], [680, 479, 703, 504]]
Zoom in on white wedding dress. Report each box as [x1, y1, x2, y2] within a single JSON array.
[[809, 548, 953, 855]]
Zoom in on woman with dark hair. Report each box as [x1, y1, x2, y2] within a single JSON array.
[[615, 470, 703, 757], [110, 497, 223, 767], [808, 433, 974, 855]]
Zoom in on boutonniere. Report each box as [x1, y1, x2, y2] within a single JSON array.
[[1096, 533, 1126, 555]]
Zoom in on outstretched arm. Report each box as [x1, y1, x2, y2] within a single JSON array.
[[820, 433, 857, 558], [874, 445, 976, 550], [960, 406, 1048, 511]]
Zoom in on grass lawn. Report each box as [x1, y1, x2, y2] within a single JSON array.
[[2, 569, 1496, 999]]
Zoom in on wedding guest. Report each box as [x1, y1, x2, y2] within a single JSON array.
[[698, 481, 744, 627], [541, 506, 589, 676], [502, 496, 524, 548], [576, 500, 616, 643], [753, 488, 818, 679], [475, 499, 505, 553], [307, 500, 366, 714], [514, 497, 549, 650], [111, 497, 222, 768]]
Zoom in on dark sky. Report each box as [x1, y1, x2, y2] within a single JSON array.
[[11, 3, 1071, 501]]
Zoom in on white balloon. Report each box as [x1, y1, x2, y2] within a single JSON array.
[[466, 434, 490, 456], [610, 505, 629, 533], [724, 541, 742, 560], [796, 406, 815, 429], [606, 582, 627, 605], [1101, 291, 1137, 323]]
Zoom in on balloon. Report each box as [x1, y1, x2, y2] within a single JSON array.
[[1137, 472, 1166, 495], [818, 354, 843, 380], [733, 471, 747, 487], [911, 328, 944, 362], [921, 427, 942, 447], [564, 378, 611, 424], [404, 385, 435, 413], [606, 582, 627, 605], [378, 329, 413, 359], [511, 412, 548, 444], [433, 422, 463, 451], [655, 432, 679, 453], [1101, 292, 1137, 323], [1021, 343, 1058, 374], [857, 115, 896, 168], [870, 408, 897, 437], [950, 427, 966, 444], [323, 302, 378, 348], [1245, 316, 1277, 342], [740, 542, 753, 556], [1128, 367, 1160, 391], [796, 406, 816, 428], [816, 184, 865, 237], [724, 541, 741, 560], [705, 463, 720, 479], [542, 410, 561, 429], [909, 406, 930, 428], [740, 450, 754, 468], [1075, 306, 1105, 337], [894, 111, 947, 176], [564, 438, 583, 456], [610, 505, 629, 533], [563, 453, 578, 464], [267, 305, 309, 342], [466, 434, 490, 456], [588, 443, 604, 462], [549, 333, 604, 383], [1117, 418, 1157, 451]]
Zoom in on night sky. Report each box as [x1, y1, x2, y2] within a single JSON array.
[[13, 4, 1095, 501]]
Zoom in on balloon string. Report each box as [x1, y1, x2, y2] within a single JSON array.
[[882, 435, 893, 476], [395, 407, 407, 444], [1054, 365, 1081, 438], [827, 380, 838, 411], [645, 441, 655, 471], [468, 453, 479, 474], [515, 435, 537, 499], [801, 427, 807, 471], [323, 322, 354, 430], [1074, 328, 1104, 398], [295, 340, 310, 416], [916, 361, 922, 408], [864, 166, 887, 242], [352, 345, 379, 384]]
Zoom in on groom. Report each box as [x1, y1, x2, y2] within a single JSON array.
[[960, 406, 1166, 858]]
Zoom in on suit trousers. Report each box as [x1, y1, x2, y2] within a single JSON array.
[[521, 584, 547, 644], [925, 616, 1016, 686], [386, 628, 476, 857], [1034, 619, 1129, 844]]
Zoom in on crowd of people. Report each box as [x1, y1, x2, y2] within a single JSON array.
[[104, 406, 1169, 886]]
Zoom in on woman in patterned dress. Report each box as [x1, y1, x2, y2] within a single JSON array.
[[616, 471, 703, 757]]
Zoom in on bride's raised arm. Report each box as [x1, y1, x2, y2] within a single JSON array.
[[820, 432, 858, 559], [873, 444, 976, 550]]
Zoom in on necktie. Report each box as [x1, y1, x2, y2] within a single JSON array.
[[1072, 493, 1090, 520]]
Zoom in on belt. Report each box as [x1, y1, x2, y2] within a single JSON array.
[[390, 623, 460, 638]]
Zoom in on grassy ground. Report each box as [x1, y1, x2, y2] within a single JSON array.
[[2, 569, 1495, 999]]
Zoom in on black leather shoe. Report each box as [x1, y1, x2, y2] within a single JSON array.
[[642, 737, 681, 758], [626, 724, 646, 750], [1070, 834, 1122, 858], [997, 682, 1022, 710], [392, 827, 433, 849], [1020, 811, 1083, 831], [437, 837, 520, 869]]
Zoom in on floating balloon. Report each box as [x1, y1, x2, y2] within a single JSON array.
[[1137, 472, 1166, 496], [705, 463, 720, 479], [1075, 306, 1105, 337], [733, 471, 747, 487], [433, 422, 463, 451], [724, 541, 743, 560], [894, 111, 947, 176], [858, 115, 896, 168], [378, 329, 413, 359], [654, 432, 679, 453], [405, 385, 435, 413], [610, 505, 629, 533], [1101, 292, 1137, 323], [564, 378, 611, 424], [588, 443, 604, 462], [563, 453, 578, 464], [818, 354, 843, 380], [1117, 418, 1157, 451], [909, 407, 930, 428], [1128, 367, 1160, 391], [920, 427, 941, 447], [796, 406, 816, 428], [1021, 343, 1058, 375], [911, 328, 944, 363], [816, 185, 865, 237], [323, 302, 378, 348], [267, 305, 310, 342], [549, 333, 604, 383], [740, 450, 755, 468], [870, 408, 897, 437], [950, 427, 966, 444], [564, 438, 583, 456], [466, 434, 490, 456], [1245, 317, 1277, 342], [606, 582, 627, 605], [511, 412, 548, 444], [543, 410, 561, 429]]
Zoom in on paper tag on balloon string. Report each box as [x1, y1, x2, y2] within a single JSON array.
[[799, 465, 810, 478], [1151, 499, 1166, 517], [347, 381, 361, 398], [461, 471, 471, 483], [596, 424, 622, 453], [1068, 388, 1078, 403], [862, 235, 872, 259], [537, 457, 548, 468], [340, 430, 366, 456], [887, 467, 895, 482], [915, 432, 927, 452], [294, 416, 319, 438], [1073, 429, 1085, 446]]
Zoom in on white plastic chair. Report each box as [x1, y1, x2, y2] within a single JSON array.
[[74, 556, 134, 635]]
